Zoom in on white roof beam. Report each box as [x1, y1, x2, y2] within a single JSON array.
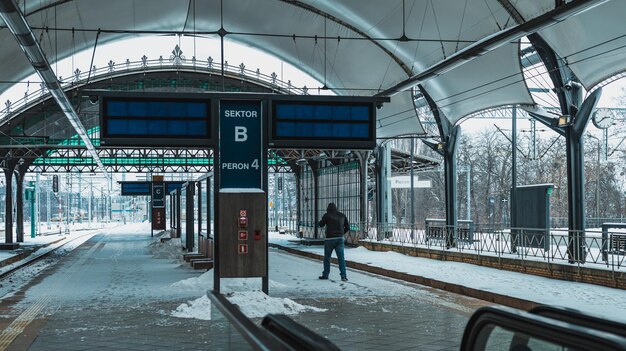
[[376, 0, 609, 97]]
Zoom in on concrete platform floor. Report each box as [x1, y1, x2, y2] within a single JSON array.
[[0, 225, 490, 350]]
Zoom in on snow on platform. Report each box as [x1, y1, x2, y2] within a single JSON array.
[[269, 232, 626, 323]]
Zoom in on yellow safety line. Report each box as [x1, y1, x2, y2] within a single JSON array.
[[0, 298, 49, 350], [0, 235, 104, 350]]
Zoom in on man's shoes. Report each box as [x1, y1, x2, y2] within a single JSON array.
[[341, 276, 348, 282], [318, 276, 328, 280]]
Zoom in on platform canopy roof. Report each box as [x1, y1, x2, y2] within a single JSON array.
[[0, 0, 625, 141]]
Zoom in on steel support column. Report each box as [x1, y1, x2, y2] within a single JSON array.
[[526, 32, 603, 263], [197, 181, 202, 238], [3, 166, 14, 244], [357, 151, 370, 238], [374, 145, 392, 239], [421, 88, 461, 248], [442, 134, 460, 248], [186, 184, 194, 252], [15, 165, 25, 242], [307, 160, 319, 239]]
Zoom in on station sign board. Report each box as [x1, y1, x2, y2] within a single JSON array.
[[219, 100, 263, 189], [152, 176, 166, 231]]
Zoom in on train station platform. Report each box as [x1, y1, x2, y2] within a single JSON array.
[[269, 233, 626, 323], [0, 223, 622, 350]]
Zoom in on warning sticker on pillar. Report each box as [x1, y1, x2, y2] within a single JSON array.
[[219, 100, 263, 189]]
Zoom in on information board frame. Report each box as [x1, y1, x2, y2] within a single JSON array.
[[267, 95, 380, 149], [96, 91, 216, 147]]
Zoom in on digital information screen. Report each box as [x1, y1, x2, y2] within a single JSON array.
[[269, 100, 375, 149], [166, 182, 185, 193], [101, 97, 211, 146], [119, 181, 185, 196], [120, 182, 151, 196]]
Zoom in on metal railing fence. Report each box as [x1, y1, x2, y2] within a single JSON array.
[[358, 223, 626, 271], [279, 222, 626, 271]]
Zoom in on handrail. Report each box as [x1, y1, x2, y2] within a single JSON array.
[[261, 314, 341, 351], [206, 291, 292, 351], [530, 305, 626, 338], [461, 306, 626, 351], [1, 58, 309, 120]]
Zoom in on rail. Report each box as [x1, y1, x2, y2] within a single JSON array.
[[207, 291, 292, 351], [461, 306, 626, 351], [207, 290, 340, 351], [261, 314, 341, 351], [1, 56, 310, 121]]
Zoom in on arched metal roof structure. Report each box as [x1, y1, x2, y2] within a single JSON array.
[[1, 0, 625, 142]]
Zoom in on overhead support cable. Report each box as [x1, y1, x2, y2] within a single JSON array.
[[376, 0, 609, 97], [0, 0, 110, 181]]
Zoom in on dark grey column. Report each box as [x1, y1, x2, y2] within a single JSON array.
[[442, 129, 460, 248], [287, 161, 301, 238], [357, 151, 370, 237], [3, 167, 14, 244], [15, 168, 25, 242], [307, 160, 319, 239], [423, 131, 460, 248], [186, 184, 194, 252], [374, 145, 384, 229], [420, 86, 460, 248], [526, 88, 601, 263], [197, 182, 202, 237], [566, 88, 600, 263]]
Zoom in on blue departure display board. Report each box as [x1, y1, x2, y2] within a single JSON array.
[[121, 182, 151, 195], [119, 181, 186, 196], [101, 97, 211, 146], [269, 100, 375, 149], [166, 182, 185, 193]]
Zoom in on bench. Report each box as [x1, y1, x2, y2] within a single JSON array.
[[601, 223, 626, 261], [425, 219, 475, 246], [185, 234, 214, 270]]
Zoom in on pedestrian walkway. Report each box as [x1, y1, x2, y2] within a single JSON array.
[[0, 223, 490, 350], [268, 233, 626, 323]]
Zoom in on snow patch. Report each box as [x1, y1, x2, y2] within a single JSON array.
[[225, 291, 327, 318], [171, 295, 212, 320], [169, 269, 287, 293], [171, 291, 326, 320]]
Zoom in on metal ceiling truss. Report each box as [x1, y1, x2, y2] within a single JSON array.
[[29, 148, 213, 173]]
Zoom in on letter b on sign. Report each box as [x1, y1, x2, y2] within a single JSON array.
[[235, 126, 248, 142]]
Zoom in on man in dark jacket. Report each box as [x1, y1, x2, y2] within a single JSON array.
[[318, 202, 350, 281]]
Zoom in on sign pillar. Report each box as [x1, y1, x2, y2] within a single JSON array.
[[151, 175, 165, 236], [217, 100, 268, 293], [27, 181, 36, 238]]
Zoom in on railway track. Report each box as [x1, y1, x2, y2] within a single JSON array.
[[0, 229, 103, 282]]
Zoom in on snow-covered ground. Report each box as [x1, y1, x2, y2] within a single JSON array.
[[0, 223, 119, 274], [269, 232, 626, 323], [167, 247, 450, 320]]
